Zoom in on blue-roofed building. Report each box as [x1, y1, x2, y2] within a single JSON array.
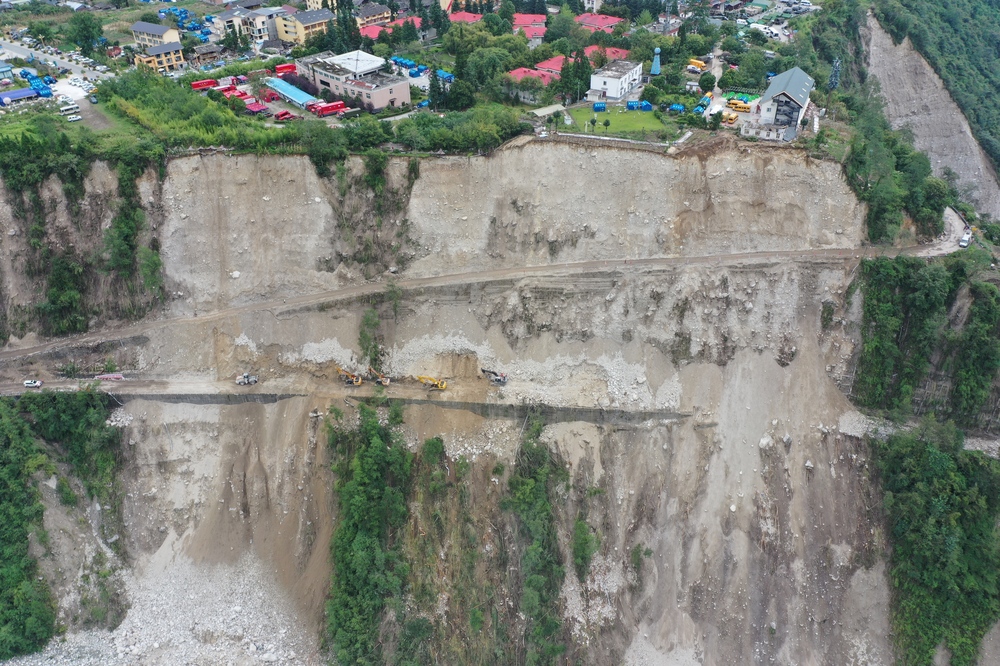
[[264, 77, 318, 108], [0, 88, 39, 105], [0, 61, 12, 80]]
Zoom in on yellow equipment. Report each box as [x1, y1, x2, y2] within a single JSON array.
[[368, 367, 391, 386], [416, 375, 447, 391], [337, 367, 362, 386]]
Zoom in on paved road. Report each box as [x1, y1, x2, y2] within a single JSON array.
[[0, 222, 970, 366], [0, 40, 104, 79]]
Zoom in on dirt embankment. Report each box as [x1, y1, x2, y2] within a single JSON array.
[[406, 141, 865, 274], [864, 15, 1000, 218]]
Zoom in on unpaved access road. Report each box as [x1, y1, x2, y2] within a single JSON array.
[[0, 212, 969, 366]]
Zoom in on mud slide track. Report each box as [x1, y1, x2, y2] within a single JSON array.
[[0, 225, 962, 364]]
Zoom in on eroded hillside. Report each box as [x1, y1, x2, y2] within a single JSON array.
[[865, 16, 1000, 218], [1, 141, 898, 665]]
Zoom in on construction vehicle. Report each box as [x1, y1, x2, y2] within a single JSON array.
[[481, 368, 508, 386], [416, 375, 447, 391], [337, 367, 362, 386], [236, 372, 258, 385], [368, 367, 391, 386]]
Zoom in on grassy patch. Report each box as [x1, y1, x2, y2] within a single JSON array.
[[565, 106, 671, 138]]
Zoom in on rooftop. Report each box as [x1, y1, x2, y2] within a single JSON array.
[[574, 13, 623, 32], [534, 55, 566, 72], [594, 59, 640, 77], [507, 66, 558, 86], [328, 49, 384, 74], [448, 10, 481, 22], [359, 24, 384, 39], [265, 76, 318, 105], [146, 41, 183, 55], [217, 7, 252, 20], [520, 26, 546, 39], [131, 20, 171, 35], [343, 71, 407, 90], [250, 7, 285, 17], [355, 2, 390, 18], [511, 12, 546, 25], [585, 44, 629, 60], [193, 43, 223, 54], [387, 15, 422, 27], [760, 66, 814, 108], [293, 8, 335, 24]]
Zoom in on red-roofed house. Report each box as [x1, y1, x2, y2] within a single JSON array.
[[574, 13, 623, 33], [506, 66, 559, 102], [535, 55, 567, 74], [512, 12, 546, 27], [359, 24, 384, 39], [585, 44, 629, 60], [449, 10, 482, 23], [518, 25, 546, 48], [388, 16, 422, 29]]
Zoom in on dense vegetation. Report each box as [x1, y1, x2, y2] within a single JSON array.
[[874, 0, 1000, 177], [503, 417, 566, 663], [0, 389, 118, 660], [875, 420, 1000, 665], [853, 254, 1000, 425], [326, 404, 413, 665]]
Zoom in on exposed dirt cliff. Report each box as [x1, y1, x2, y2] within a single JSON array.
[[865, 15, 1000, 218], [3, 142, 896, 665]]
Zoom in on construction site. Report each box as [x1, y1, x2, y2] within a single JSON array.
[[0, 126, 986, 666]]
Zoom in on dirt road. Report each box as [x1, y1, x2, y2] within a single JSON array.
[[0, 227, 970, 367]]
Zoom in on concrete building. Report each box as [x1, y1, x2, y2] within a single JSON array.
[[759, 66, 814, 127], [505, 66, 558, 103], [586, 59, 641, 101], [210, 6, 252, 41], [353, 2, 391, 27], [276, 8, 334, 45], [135, 41, 185, 72], [519, 25, 545, 48], [583, 0, 603, 12], [130, 21, 181, 48], [0, 61, 13, 79], [297, 50, 411, 111], [191, 43, 223, 66], [247, 7, 286, 45]]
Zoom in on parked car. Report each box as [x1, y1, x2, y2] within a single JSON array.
[[89, 94, 97, 104], [23, 380, 42, 388], [66, 115, 82, 122], [960, 229, 973, 248]]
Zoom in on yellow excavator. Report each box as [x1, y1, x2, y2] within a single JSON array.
[[337, 367, 362, 386], [368, 367, 391, 386], [416, 375, 447, 391]]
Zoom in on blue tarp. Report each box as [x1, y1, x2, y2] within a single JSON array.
[[264, 77, 317, 109]]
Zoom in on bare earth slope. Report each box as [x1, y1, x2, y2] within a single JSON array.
[[2, 143, 894, 665], [865, 15, 1000, 217]]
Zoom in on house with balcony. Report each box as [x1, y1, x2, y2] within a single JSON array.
[[135, 41, 185, 72]]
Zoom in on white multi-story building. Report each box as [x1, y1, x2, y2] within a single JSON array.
[[586, 60, 642, 101]]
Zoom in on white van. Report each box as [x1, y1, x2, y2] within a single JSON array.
[[59, 104, 80, 115]]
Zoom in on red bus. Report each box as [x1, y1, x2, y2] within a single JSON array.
[[190, 79, 218, 90]]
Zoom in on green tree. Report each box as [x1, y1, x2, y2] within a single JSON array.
[[359, 307, 381, 368], [465, 47, 513, 87], [446, 80, 476, 110], [498, 0, 515, 22], [28, 22, 55, 46], [66, 13, 104, 56], [138, 11, 160, 23], [698, 71, 716, 93], [428, 69, 446, 110], [602, 118, 610, 133]]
